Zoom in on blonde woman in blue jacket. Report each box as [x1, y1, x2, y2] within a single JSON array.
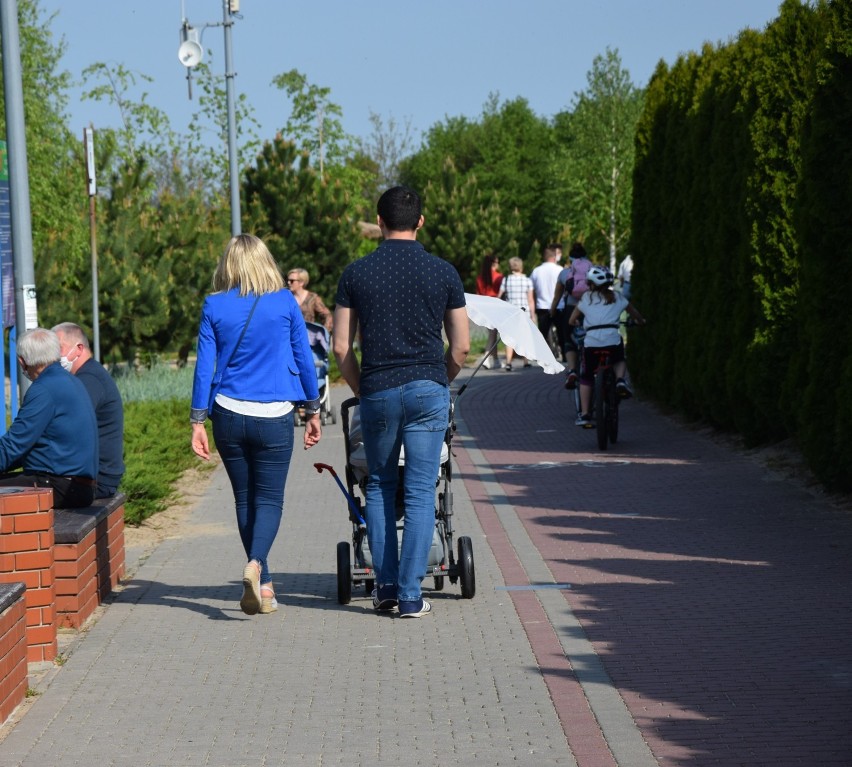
[[190, 234, 322, 616]]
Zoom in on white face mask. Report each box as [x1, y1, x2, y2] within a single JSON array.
[[59, 345, 80, 372]]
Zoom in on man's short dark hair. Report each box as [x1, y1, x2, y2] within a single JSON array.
[[377, 186, 422, 231]]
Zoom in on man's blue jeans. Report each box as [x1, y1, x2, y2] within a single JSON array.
[[360, 380, 449, 603], [212, 404, 294, 585]]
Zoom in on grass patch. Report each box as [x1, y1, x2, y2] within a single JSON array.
[[114, 363, 213, 525], [122, 398, 214, 525], [114, 363, 194, 404]]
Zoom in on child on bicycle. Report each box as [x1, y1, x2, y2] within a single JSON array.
[[569, 265, 645, 427]]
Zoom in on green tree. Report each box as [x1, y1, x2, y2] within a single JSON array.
[[272, 69, 349, 179], [38, 157, 225, 365], [185, 61, 261, 198], [358, 110, 417, 193], [418, 158, 523, 289], [0, 0, 87, 302], [557, 48, 644, 269], [243, 136, 362, 304], [400, 95, 555, 255]]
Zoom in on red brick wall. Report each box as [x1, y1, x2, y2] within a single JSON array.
[[0, 489, 56, 663], [55, 502, 125, 629], [0, 590, 28, 724]]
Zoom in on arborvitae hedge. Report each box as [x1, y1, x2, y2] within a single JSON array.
[[630, 0, 852, 490]]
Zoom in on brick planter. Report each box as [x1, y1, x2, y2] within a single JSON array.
[[54, 495, 126, 629], [0, 488, 56, 663], [0, 582, 28, 724]]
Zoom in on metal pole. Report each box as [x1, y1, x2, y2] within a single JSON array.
[[0, 0, 38, 398], [84, 127, 100, 361], [223, 0, 240, 236]]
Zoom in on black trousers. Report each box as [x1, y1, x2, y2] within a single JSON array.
[[0, 472, 95, 508]]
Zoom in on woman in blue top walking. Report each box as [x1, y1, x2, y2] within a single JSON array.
[[190, 234, 322, 615]]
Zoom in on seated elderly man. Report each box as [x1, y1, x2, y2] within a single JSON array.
[[52, 322, 125, 499], [0, 327, 99, 508]]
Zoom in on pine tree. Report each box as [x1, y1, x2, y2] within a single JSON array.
[[243, 136, 362, 304]]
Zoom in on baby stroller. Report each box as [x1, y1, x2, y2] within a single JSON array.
[[320, 395, 475, 605], [295, 321, 336, 426]]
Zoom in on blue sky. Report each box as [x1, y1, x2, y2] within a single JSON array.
[[38, 0, 784, 147]]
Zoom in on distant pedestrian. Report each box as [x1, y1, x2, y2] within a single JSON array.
[[475, 253, 503, 369], [499, 257, 535, 370], [551, 242, 593, 388], [530, 244, 564, 358], [287, 268, 333, 331], [190, 234, 322, 616], [617, 253, 634, 301]]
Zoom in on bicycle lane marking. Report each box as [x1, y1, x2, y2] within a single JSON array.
[[453, 409, 659, 767]]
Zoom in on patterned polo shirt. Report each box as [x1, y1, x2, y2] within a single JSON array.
[[502, 272, 533, 310], [335, 239, 466, 395]]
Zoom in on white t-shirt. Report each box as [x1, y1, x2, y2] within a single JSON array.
[[529, 261, 563, 310], [617, 255, 634, 284], [577, 291, 628, 347]]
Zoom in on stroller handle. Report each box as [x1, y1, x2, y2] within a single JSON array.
[[314, 462, 366, 525]]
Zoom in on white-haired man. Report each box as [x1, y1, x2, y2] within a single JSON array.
[[0, 328, 98, 508]]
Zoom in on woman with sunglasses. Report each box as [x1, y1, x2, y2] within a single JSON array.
[[287, 268, 333, 331]]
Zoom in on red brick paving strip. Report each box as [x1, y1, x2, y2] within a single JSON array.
[[459, 445, 619, 767], [453, 369, 852, 766]]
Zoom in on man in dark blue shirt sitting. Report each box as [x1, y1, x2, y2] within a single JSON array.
[[53, 322, 125, 498], [0, 328, 99, 508]]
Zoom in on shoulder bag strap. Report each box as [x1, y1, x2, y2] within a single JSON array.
[[219, 294, 261, 382]]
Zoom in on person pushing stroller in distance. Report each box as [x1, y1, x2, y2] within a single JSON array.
[[332, 186, 470, 618]]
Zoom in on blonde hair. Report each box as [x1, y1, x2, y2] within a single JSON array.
[[212, 234, 285, 296], [287, 268, 310, 287], [509, 257, 523, 273]]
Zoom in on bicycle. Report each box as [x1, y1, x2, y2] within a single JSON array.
[[573, 321, 636, 451]]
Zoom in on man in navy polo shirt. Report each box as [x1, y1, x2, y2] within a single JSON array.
[[334, 186, 470, 618]]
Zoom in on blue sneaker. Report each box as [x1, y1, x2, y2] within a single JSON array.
[[371, 584, 398, 612], [398, 598, 432, 618]]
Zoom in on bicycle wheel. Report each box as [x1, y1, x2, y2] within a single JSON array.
[[595, 370, 608, 450], [608, 374, 619, 444]]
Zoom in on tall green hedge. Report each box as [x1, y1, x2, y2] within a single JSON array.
[[630, 0, 852, 490]]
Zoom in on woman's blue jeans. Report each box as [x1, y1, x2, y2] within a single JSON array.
[[360, 380, 449, 603], [212, 404, 294, 585]]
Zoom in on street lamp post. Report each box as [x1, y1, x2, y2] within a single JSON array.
[[222, 1, 240, 237], [178, 0, 241, 237]]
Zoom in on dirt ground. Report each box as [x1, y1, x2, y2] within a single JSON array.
[[123, 456, 221, 555]]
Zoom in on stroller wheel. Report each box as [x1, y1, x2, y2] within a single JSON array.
[[433, 575, 445, 591], [336, 541, 352, 604], [364, 578, 374, 594], [458, 536, 475, 599], [330, 406, 337, 424]]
